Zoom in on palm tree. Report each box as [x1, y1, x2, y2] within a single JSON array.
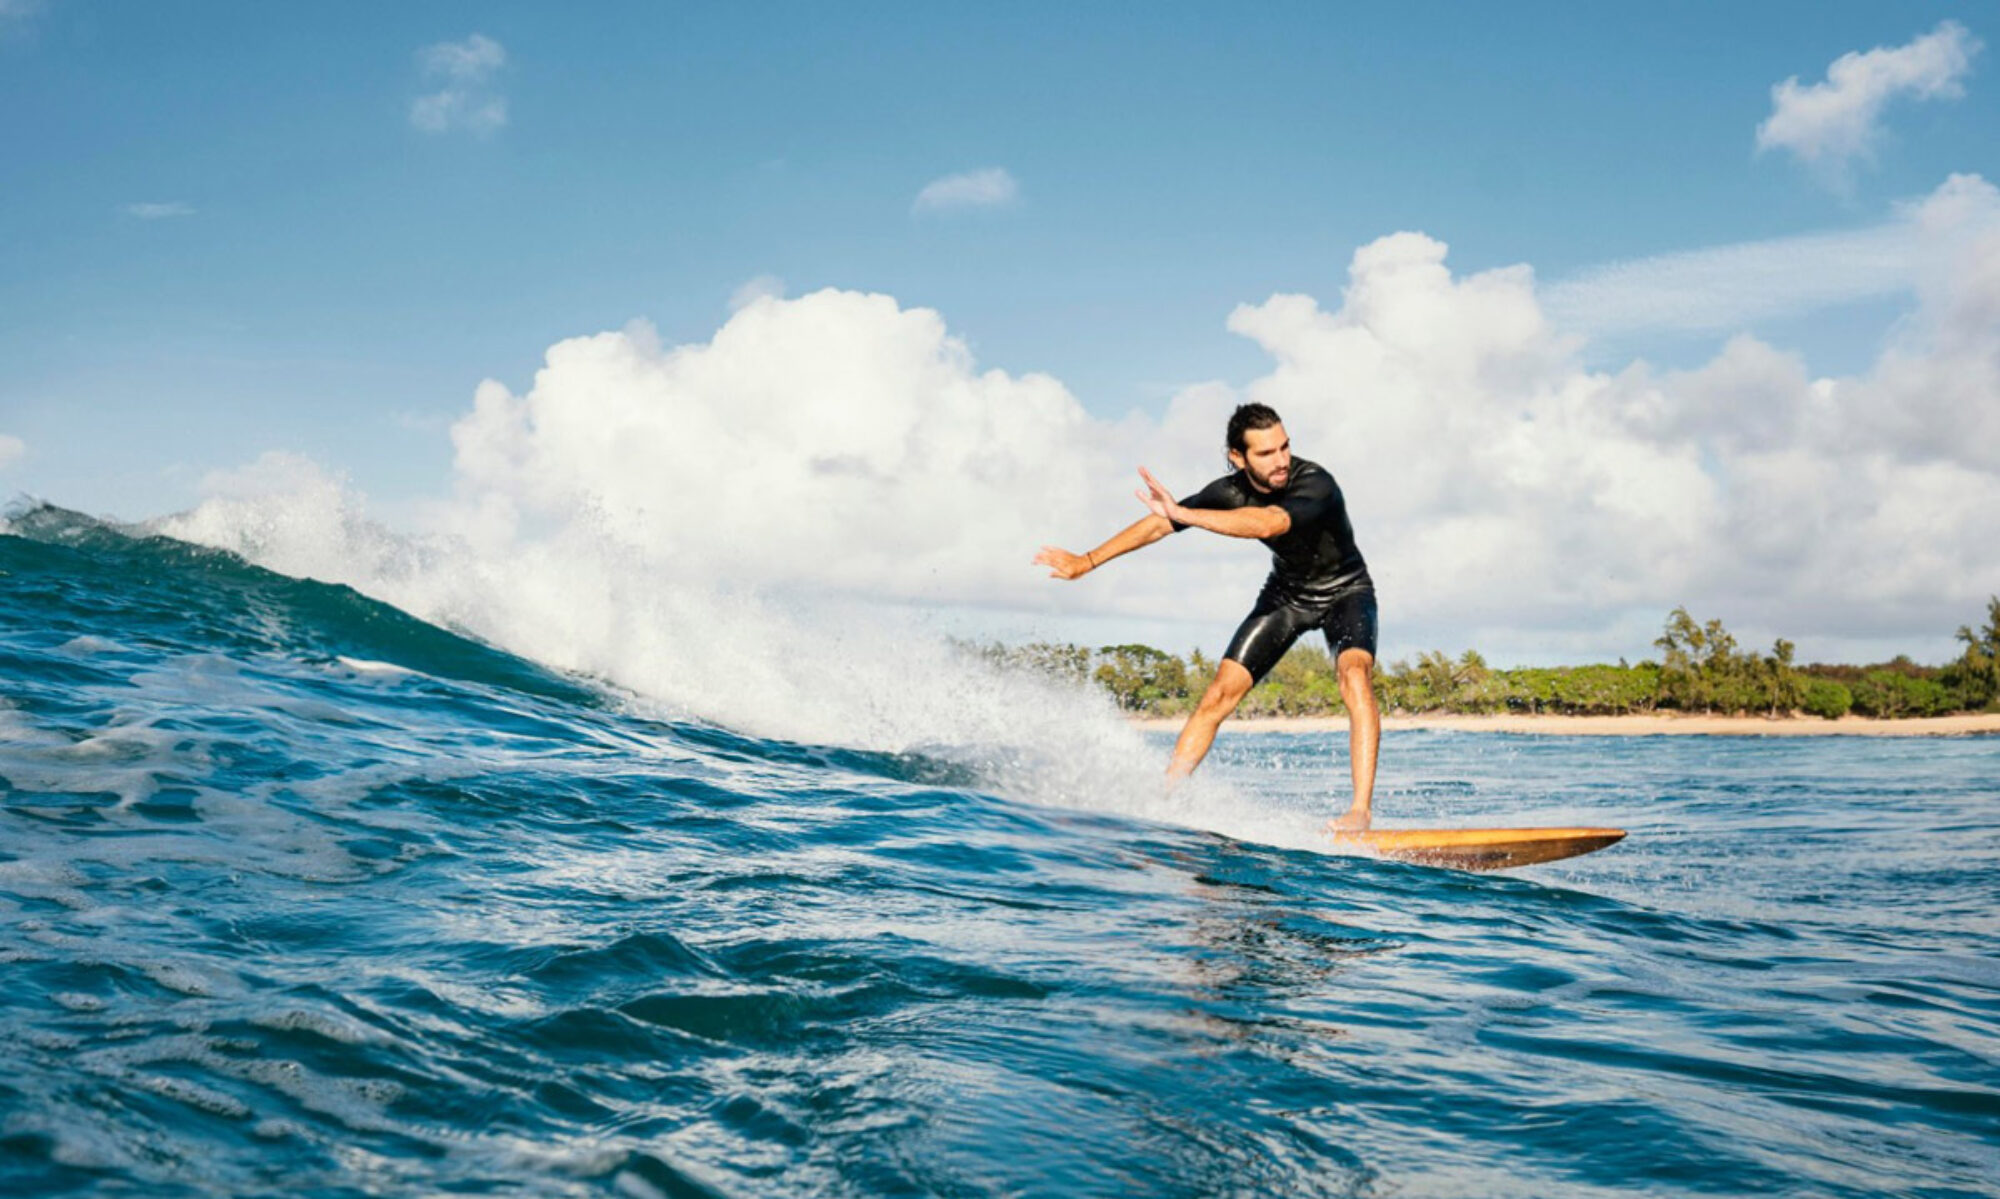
[[1951, 596, 2000, 709]]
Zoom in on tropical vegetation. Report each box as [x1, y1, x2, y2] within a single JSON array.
[[975, 600, 2000, 720]]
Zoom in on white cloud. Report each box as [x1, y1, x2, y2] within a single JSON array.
[[912, 167, 1020, 214], [1547, 172, 2000, 335], [1757, 21, 1981, 176], [122, 202, 195, 221], [410, 34, 507, 136], [444, 290, 1126, 607], [0, 434, 25, 470], [160, 176, 2000, 752], [1220, 183, 2000, 656], [420, 33, 505, 81], [728, 274, 786, 311]]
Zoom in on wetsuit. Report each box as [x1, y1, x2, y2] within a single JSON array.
[[1173, 458, 1376, 682]]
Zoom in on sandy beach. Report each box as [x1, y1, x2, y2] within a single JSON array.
[[1130, 712, 2000, 737]]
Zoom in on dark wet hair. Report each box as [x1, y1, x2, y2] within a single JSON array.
[[1226, 403, 1284, 453]]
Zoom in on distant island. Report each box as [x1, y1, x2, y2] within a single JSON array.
[[973, 600, 2000, 723]]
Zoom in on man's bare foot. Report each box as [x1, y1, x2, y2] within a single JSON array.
[[1324, 807, 1371, 834]]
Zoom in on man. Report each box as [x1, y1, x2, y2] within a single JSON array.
[[1034, 403, 1380, 831]]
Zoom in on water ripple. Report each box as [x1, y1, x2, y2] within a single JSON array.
[[5, 521, 1999, 1196]]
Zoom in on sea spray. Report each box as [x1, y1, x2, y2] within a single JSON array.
[[151, 483, 1328, 850], [5, 504, 1997, 1197]]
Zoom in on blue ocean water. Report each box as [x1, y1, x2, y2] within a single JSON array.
[[3, 507, 1997, 1197]]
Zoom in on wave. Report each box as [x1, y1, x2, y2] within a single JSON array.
[[4, 500, 1319, 849], [5, 501, 1997, 1196]]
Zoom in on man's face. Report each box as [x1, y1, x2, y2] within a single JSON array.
[[1229, 423, 1292, 493]]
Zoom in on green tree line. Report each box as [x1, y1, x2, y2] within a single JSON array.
[[974, 599, 2000, 720]]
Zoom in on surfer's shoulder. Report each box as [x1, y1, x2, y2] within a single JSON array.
[[1287, 458, 1335, 496]]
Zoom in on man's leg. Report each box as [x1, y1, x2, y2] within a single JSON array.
[[1328, 648, 1379, 830], [1168, 659, 1255, 780]]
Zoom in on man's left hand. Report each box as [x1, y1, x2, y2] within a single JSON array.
[[1135, 467, 1183, 524]]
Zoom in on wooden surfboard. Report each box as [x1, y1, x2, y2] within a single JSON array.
[[1329, 826, 1626, 870]]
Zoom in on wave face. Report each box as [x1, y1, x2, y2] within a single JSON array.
[[3, 507, 1998, 1197]]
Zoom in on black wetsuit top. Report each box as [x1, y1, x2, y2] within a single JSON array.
[[1172, 458, 1372, 606]]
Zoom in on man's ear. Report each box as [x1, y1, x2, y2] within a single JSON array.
[[1226, 448, 1245, 472]]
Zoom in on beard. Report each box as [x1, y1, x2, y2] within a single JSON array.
[[1245, 460, 1290, 492]]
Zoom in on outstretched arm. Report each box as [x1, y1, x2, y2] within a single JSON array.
[[1035, 513, 1173, 580], [1136, 467, 1289, 540]]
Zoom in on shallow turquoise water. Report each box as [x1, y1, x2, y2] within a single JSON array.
[[3, 512, 1997, 1197]]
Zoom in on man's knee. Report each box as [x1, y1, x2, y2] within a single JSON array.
[[1337, 649, 1376, 695], [1201, 660, 1255, 713]]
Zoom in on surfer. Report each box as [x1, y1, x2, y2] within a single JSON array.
[[1035, 403, 1380, 831]]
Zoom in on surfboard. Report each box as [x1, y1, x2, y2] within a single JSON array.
[[1329, 826, 1625, 870]]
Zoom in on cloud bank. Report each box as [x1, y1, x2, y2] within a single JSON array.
[[444, 294, 1121, 605], [1224, 192, 2000, 657], [1757, 21, 1981, 176], [410, 34, 508, 136], [167, 177, 2000, 692], [436, 175, 2000, 660], [913, 167, 1020, 214], [0, 434, 24, 470]]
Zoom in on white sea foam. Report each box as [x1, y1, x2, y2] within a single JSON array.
[[333, 656, 418, 677], [56, 635, 122, 656], [152, 459, 1333, 849]]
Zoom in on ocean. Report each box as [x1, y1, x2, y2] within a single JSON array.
[[2, 505, 1996, 1197]]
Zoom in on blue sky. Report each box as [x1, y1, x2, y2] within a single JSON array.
[[4, 3, 1997, 664], [5, 2, 1990, 514]]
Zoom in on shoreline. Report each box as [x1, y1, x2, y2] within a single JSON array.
[[1129, 711, 2000, 737]]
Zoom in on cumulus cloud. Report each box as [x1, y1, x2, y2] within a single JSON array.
[[427, 178, 2000, 661], [410, 33, 507, 136], [0, 434, 25, 470], [163, 177, 2000, 687], [122, 202, 195, 221], [1223, 236, 1716, 637], [430, 292, 1264, 645], [1222, 182, 2000, 658], [1757, 21, 1981, 177], [444, 291, 1129, 607], [912, 167, 1020, 214]]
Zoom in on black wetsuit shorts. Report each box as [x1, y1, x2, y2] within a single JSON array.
[[1222, 583, 1378, 684]]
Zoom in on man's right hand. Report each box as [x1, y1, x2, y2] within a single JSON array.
[[1034, 546, 1093, 580]]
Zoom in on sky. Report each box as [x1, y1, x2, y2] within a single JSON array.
[[4, 2, 1998, 668]]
